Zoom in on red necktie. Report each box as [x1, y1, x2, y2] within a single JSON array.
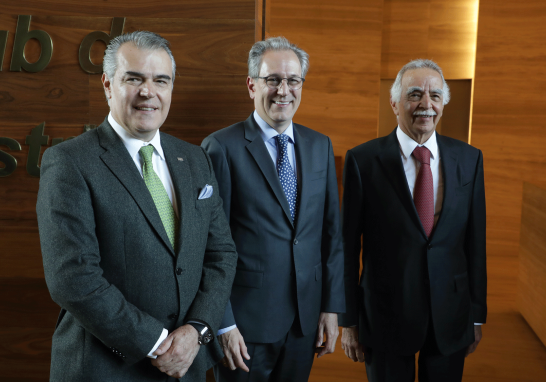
[[412, 146, 434, 237]]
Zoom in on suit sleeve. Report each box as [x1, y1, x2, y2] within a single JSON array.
[[184, 147, 238, 333], [320, 137, 345, 313], [201, 135, 237, 329], [338, 149, 365, 327], [37, 147, 164, 365], [465, 149, 487, 323]]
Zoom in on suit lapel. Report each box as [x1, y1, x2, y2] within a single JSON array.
[[244, 115, 294, 227], [161, 134, 194, 256], [434, 135, 459, 233], [378, 129, 428, 239], [97, 120, 175, 255], [293, 124, 311, 229]]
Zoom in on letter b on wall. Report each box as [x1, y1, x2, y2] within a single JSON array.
[[10, 15, 53, 72]]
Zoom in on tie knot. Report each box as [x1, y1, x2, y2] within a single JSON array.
[[276, 134, 289, 148], [412, 146, 431, 165], [139, 145, 155, 164]]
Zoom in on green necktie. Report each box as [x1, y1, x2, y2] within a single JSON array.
[[139, 145, 178, 249]]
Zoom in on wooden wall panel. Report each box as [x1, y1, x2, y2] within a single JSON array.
[[472, 0, 546, 259], [2, 0, 254, 19], [519, 183, 546, 347], [381, 0, 479, 80], [268, 0, 384, 159], [0, 2, 256, 380]]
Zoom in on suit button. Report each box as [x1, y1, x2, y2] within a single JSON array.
[[176, 268, 183, 275], [293, 238, 298, 245], [427, 244, 432, 250], [168, 313, 179, 320]]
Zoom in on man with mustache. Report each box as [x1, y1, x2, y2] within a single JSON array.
[[339, 59, 487, 382], [202, 36, 345, 382], [37, 31, 237, 381]]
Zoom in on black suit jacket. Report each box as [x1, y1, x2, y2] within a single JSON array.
[[36, 119, 237, 381], [338, 128, 487, 356], [202, 114, 345, 343]]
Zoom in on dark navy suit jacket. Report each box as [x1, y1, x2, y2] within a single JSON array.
[[202, 114, 345, 344]]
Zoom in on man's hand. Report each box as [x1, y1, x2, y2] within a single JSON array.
[[218, 328, 250, 371], [315, 312, 339, 359], [341, 326, 366, 363], [151, 324, 201, 378], [466, 325, 483, 357]]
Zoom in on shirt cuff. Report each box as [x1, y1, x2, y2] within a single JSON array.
[[217, 324, 237, 336], [474, 323, 484, 325], [147, 328, 168, 359]]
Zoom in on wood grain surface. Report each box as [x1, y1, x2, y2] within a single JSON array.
[[268, 0, 384, 159], [519, 183, 546, 347], [381, 0, 479, 80]]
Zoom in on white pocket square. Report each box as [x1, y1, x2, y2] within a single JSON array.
[[198, 184, 213, 199]]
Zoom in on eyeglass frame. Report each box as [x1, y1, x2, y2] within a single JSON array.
[[256, 76, 306, 90]]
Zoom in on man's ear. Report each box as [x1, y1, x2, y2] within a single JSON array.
[[102, 73, 112, 100], [246, 76, 256, 100], [390, 96, 399, 117]]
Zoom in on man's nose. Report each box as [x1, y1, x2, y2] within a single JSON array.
[[139, 83, 154, 98], [276, 79, 289, 96], [420, 94, 432, 109]]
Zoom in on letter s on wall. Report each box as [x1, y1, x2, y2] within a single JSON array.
[[0, 137, 22, 177]]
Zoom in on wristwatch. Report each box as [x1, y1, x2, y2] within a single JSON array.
[[186, 320, 214, 345]]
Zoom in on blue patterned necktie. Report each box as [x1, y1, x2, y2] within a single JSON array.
[[275, 134, 298, 222], [139, 145, 179, 249]]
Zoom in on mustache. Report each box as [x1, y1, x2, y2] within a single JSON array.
[[413, 110, 437, 116]]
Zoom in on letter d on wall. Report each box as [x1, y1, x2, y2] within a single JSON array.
[[79, 17, 125, 74], [10, 15, 53, 72]]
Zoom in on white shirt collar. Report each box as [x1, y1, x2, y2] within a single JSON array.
[[253, 110, 295, 144], [396, 126, 439, 160], [108, 113, 166, 161]]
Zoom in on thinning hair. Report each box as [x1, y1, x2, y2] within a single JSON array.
[[390, 59, 450, 105], [103, 31, 176, 83], [248, 36, 309, 78]]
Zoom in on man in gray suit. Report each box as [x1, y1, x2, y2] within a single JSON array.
[[37, 31, 237, 381], [202, 37, 345, 382]]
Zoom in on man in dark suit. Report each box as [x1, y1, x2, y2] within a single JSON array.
[[201, 37, 345, 382], [339, 59, 486, 382], [36, 31, 237, 381]]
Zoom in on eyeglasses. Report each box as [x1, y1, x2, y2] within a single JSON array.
[[257, 76, 305, 90]]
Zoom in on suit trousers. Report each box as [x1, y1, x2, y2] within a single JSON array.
[[213, 317, 316, 382], [364, 319, 466, 382]]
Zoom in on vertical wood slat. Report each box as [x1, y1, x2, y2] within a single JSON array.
[[518, 182, 546, 348]]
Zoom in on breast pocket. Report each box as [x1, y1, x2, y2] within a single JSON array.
[[307, 170, 327, 197]]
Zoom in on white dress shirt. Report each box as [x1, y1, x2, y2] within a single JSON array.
[[396, 127, 482, 326], [108, 114, 179, 218], [108, 113, 171, 357], [396, 127, 443, 227], [254, 110, 297, 174]]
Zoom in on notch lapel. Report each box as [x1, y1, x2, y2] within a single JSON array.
[[377, 129, 428, 239], [97, 121, 175, 255], [244, 115, 294, 227], [161, 134, 194, 257], [293, 125, 311, 229], [434, 135, 459, 233]]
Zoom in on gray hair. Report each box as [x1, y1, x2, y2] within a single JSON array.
[[390, 59, 450, 105], [103, 31, 176, 83], [248, 36, 309, 78]]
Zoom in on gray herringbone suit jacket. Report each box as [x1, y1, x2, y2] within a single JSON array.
[[37, 119, 237, 381]]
